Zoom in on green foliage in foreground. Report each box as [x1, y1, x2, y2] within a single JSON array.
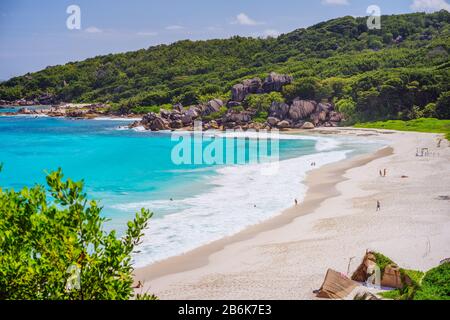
[[414, 262, 450, 300], [380, 263, 449, 300], [0, 168, 154, 300], [355, 118, 450, 140]]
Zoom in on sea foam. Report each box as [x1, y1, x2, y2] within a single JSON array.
[[127, 148, 350, 267]]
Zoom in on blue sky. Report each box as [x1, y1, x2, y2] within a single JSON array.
[[1, 0, 449, 79]]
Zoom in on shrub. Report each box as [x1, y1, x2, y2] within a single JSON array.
[[436, 91, 450, 119], [0, 168, 153, 300], [414, 262, 450, 300], [245, 92, 284, 113]]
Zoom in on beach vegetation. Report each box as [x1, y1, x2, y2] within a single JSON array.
[[380, 264, 450, 300], [414, 262, 450, 300], [245, 92, 284, 113], [371, 251, 395, 276], [0, 168, 154, 300], [355, 118, 450, 140], [202, 106, 228, 122]]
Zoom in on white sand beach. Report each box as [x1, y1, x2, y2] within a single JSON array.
[[134, 128, 450, 299]]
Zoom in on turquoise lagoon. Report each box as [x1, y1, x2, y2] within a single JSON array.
[[0, 114, 384, 266]]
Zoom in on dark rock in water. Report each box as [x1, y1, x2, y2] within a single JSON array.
[[18, 107, 32, 114], [289, 100, 317, 121], [142, 112, 158, 124], [138, 112, 170, 131], [149, 117, 169, 131], [263, 72, 293, 93], [269, 101, 290, 120], [129, 120, 141, 129]]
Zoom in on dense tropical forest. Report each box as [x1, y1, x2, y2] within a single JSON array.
[[1, 11, 449, 123]]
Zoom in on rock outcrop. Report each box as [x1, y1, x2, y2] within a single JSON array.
[[262, 72, 293, 92], [203, 99, 224, 116], [135, 112, 170, 131], [269, 102, 290, 120], [127, 72, 343, 132], [231, 72, 292, 102], [231, 78, 263, 102], [301, 122, 315, 129], [289, 100, 317, 121]]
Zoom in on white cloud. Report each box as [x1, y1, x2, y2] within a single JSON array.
[[263, 29, 281, 38], [137, 31, 158, 36], [411, 0, 450, 12], [84, 27, 103, 33], [165, 25, 185, 30], [232, 13, 263, 26], [85, 26, 102, 33], [322, 0, 349, 5]]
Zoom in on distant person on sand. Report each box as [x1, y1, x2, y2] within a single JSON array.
[[295, 199, 298, 206], [383, 169, 387, 177], [379, 170, 383, 177], [376, 201, 381, 212]]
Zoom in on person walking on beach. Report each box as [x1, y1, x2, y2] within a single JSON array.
[[376, 200, 381, 212], [383, 169, 387, 177], [379, 170, 383, 177], [295, 199, 298, 206]]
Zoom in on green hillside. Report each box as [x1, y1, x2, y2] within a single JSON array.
[[1, 11, 449, 122]]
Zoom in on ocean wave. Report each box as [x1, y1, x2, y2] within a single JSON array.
[[127, 149, 350, 267], [131, 126, 147, 132], [1, 114, 50, 118], [93, 117, 142, 121], [122, 128, 341, 152]]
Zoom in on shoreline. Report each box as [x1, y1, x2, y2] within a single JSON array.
[[133, 136, 392, 286], [133, 128, 450, 299]]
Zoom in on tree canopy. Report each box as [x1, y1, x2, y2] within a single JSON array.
[[1, 11, 449, 123], [0, 167, 154, 300]]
